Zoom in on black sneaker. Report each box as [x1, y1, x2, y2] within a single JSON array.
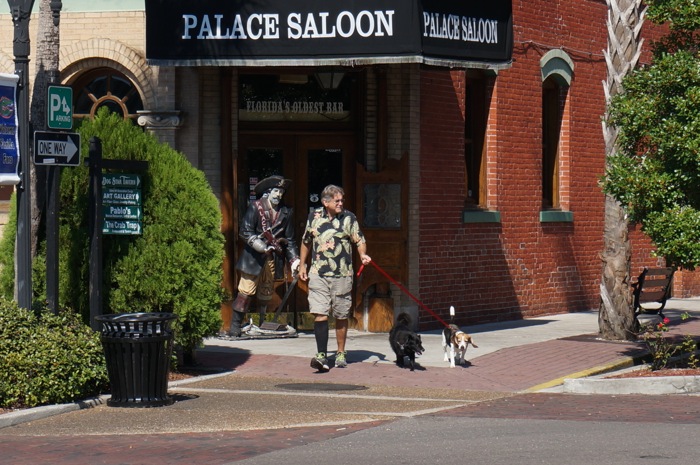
[[310, 352, 330, 372]]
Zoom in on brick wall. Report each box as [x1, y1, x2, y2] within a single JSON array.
[[417, 0, 683, 328], [0, 11, 147, 85]]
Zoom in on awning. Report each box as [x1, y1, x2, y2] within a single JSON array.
[[145, 0, 513, 70]]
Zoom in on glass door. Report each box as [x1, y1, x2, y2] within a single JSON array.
[[296, 135, 356, 220], [305, 148, 344, 213]]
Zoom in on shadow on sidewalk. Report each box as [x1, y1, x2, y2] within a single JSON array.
[[190, 348, 251, 371], [348, 349, 390, 363], [467, 318, 552, 334]]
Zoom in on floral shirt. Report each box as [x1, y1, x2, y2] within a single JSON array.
[[302, 207, 366, 277]]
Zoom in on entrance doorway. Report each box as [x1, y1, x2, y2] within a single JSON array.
[[236, 133, 356, 321]]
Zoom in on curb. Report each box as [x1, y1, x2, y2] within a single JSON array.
[[527, 358, 636, 392], [0, 396, 108, 429], [0, 370, 234, 430], [562, 374, 700, 395], [533, 356, 700, 395], [559, 348, 700, 395]]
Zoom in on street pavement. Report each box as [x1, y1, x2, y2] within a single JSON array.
[[1, 298, 700, 464]]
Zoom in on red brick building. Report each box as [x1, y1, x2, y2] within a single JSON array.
[[411, 0, 700, 329]]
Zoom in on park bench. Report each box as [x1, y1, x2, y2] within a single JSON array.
[[631, 266, 675, 319]]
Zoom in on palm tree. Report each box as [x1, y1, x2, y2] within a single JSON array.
[[599, 0, 646, 340], [29, 0, 61, 260]]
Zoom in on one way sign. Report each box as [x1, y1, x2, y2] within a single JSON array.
[[33, 131, 81, 166]]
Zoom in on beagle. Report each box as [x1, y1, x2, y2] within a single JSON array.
[[442, 324, 478, 368]]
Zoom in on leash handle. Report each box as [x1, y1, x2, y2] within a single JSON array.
[[363, 260, 449, 328]]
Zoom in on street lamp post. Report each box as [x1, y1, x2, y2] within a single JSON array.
[[8, 0, 35, 310]]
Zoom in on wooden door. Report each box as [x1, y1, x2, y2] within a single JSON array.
[[236, 133, 356, 326]]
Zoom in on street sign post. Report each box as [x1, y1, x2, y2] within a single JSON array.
[[33, 131, 81, 166], [47, 85, 73, 130]]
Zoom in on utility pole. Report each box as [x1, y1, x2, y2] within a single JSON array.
[[8, 0, 36, 310]]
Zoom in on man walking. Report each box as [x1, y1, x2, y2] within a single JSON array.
[[298, 184, 371, 371]]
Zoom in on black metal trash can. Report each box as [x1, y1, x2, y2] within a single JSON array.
[[95, 312, 178, 407]]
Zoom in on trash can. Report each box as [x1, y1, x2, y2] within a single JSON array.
[[95, 312, 178, 407]]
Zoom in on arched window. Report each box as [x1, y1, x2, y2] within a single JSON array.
[[464, 71, 492, 208], [540, 50, 573, 214], [542, 77, 563, 209], [72, 68, 144, 122]]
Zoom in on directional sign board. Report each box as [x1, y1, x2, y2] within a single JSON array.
[[103, 205, 142, 220], [102, 173, 141, 189], [33, 131, 80, 166], [103, 220, 142, 235], [102, 187, 141, 206], [102, 173, 143, 235], [47, 85, 73, 130]]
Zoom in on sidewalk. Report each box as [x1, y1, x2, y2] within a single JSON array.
[[2, 298, 700, 434], [197, 298, 700, 394]]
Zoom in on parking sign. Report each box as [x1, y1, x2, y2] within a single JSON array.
[[47, 85, 73, 130]]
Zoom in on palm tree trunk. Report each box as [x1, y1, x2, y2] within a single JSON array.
[[29, 0, 61, 259], [599, 0, 646, 340]]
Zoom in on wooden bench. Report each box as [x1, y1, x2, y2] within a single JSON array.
[[632, 267, 675, 318]]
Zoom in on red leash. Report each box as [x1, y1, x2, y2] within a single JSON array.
[[357, 261, 450, 328]]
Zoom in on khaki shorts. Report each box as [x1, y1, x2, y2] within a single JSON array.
[[308, 274, 353, 319], [237, 258, 275, 301]]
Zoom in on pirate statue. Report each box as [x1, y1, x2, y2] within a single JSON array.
[[221, 175, 300, 338]]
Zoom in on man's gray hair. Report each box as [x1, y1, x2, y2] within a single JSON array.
[[321, 185, 344, 202]]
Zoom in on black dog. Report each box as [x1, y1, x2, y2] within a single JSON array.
[[389, 312, 425, 371]]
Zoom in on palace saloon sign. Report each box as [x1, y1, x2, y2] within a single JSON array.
[[146, 0, 513, 68]]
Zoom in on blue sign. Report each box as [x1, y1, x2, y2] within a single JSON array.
[[0, 73, 20, 185]]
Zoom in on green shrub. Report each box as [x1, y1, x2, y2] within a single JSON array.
[[0, 193, 49, 312], [0, 299, 108, 409], [0, 108, 226, 361], [0, 193, 16, 300]]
